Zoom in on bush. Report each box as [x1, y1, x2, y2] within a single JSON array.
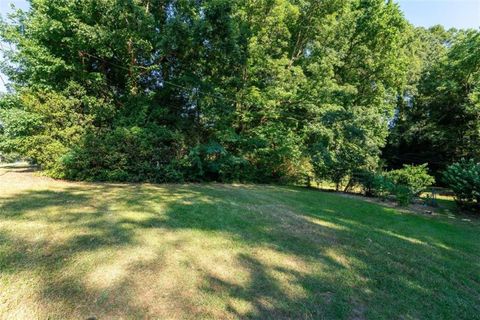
[[387, 164, 435, 196], [0, 152, 22, 163], [353, 170, 394, 200], [443, 159, 480, 212], [182, 142, 249, 183], [355, 166, 434, 206], [392, 184, 414, 207], [63, 125, 185, 183]]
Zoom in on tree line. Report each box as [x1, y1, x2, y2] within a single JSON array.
[[0, 0, 478, 188]]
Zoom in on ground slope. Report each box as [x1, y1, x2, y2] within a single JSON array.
[[0, 166, 479, 319]]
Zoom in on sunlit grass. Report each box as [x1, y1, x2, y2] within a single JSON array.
[[0, 166, 479, 319]]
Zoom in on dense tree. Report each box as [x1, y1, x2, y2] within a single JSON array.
[[385, 27, 480, 177], [0, 0, 412, 183]]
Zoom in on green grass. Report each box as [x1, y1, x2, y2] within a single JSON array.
[[1, 167, 479, 319]]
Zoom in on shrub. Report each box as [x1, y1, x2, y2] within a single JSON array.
[[443, 159, 480, 212], [182, 142, 249, 183], [355, 166, 434, 206], [392, 184, 414, 207], [0, 152, 22, 163], [353, 170, 394, 200], [387, 164, 435, 196], [372, 175, 396, 201], [63, 125, 185, 183]]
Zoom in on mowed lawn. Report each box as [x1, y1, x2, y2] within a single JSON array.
[[0, 166, 479, 319]]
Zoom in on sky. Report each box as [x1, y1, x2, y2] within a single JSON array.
[[397, 0, 480, 30], [0, 0, 479, 92]]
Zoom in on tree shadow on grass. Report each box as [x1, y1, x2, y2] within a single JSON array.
[[0, 183, 479, 319], [201, 254, 344, 319]]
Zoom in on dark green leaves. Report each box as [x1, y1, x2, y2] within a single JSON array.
[[0, 0, 412, 183]]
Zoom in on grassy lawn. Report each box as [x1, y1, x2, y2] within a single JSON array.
[[0, 166, 479, 319]]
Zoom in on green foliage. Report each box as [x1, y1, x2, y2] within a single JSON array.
[[0, 152, 21, 163], [387, 164, 435, 196], [0, 89, 91, 176], [443, 159, 480, 212], [182, 142, 249, 183], [0, 0, 411, 183], [312, 141, 375, 191], [386, 28, 480, 176], [355, 165, 434, 206], [63, 124, 185, 183], [391, 184, 414, 207], [353, 170, 394, 200]]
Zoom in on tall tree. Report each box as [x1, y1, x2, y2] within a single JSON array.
[[0, 0, 412, 183], [385, 27, 480, 176]]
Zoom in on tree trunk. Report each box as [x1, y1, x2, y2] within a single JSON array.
[[344, 178, 353, 193]]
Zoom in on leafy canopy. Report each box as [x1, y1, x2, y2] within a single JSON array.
[[1, 0, 411, 183]]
